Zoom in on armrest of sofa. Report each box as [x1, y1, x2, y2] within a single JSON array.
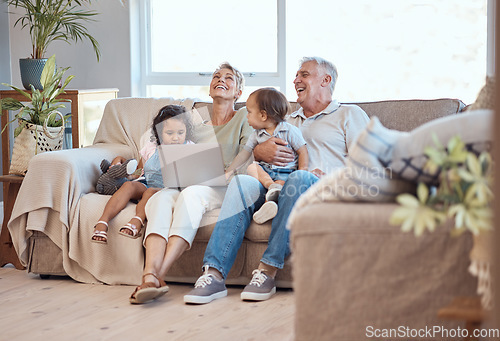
[[7, 143, 135, 266], [10, 143, 134, 229], [27, 143, 135, 195], [290, 201, 476, 341]]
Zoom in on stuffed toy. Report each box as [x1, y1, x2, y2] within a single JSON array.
[[96, 158, 138, 195]]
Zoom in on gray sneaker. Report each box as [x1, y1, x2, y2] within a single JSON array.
[[241, 269, 276, 301], [253, 201, 278, 224], [184, 266, 227, 304]]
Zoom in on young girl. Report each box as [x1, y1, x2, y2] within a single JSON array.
[[91, 105, 194, 244], [225, 87, 309, 224]]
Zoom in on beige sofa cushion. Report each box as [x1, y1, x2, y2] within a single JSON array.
[[354, 98, 465, 131]]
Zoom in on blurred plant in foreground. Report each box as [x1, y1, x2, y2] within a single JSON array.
[[390, 135, 493, 236]]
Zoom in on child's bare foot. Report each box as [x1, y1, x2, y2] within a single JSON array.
[[91, 221, 109, 244], [119, 216, 144, 239]]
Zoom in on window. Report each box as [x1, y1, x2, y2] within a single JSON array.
[[135, 0, 284, 101], [133, 0, 488, 104], [285, 0, 488, 103]]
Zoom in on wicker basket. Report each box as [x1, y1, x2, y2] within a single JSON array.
[[9, 111, 65, 176]]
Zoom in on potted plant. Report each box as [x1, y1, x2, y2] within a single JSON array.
[[0, 54, 74, 175], [4, 0, 100, 89]]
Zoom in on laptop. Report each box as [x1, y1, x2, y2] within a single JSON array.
[[158, 142, 227, 188]]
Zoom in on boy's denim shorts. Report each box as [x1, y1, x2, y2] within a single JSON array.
[[261, 164, 294, 182]]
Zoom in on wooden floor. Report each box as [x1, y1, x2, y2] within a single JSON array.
[[0, 265, 295, 341]]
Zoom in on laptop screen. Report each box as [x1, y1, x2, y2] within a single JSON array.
[[158, 143, 227, 188]]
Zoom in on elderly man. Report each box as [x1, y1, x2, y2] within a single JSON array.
[[184, 57, 370, 304]]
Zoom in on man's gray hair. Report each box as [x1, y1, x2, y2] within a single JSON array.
[[300, 57, 338, 94]]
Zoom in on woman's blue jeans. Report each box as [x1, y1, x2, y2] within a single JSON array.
[[203, 170, 319, 279]]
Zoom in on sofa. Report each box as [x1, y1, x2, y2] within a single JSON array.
[[8, 97, 294, 287], [8, 97, 474, 295]]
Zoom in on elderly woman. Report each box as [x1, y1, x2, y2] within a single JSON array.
[[130, 62, 253, 304]]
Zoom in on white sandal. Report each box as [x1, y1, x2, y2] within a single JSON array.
[[91, 221, 109, 244], [119, 216, 144, 239]]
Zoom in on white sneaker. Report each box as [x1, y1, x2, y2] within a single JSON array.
[[265, 183, 283, 202], [253, 201, 278, 224]]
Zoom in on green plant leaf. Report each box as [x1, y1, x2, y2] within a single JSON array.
[[431, 133, 443, 150], [416, 183, 429, 204], [1, 83, 32, 101], [40, 55, 56, 88], [0, 51, 74, 131], [392, 134, 493, 237], [447, 135, 461, 153], [13, 119, 28, 137], [0, 98, 25, 111], [400, 214, 416, 233], [424, 146, 445, 166], [7, 0, 101, 60], [396, 194, 420, 208], [60, 74, 75, 91]]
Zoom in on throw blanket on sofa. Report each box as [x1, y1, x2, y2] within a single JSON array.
[[8, 97, 195, 285]]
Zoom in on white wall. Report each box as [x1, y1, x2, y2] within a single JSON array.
[[487, 0, 496, 76], [1, 2, 12, 90], [8, 1, 131, 97], [0, 2, 11, 188]]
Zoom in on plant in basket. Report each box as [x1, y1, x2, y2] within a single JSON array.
[[0, 54, 74, 175]]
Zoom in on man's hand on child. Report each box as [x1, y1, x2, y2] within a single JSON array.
[[254, 137, 294, 167], [310, 168, 325, 178]]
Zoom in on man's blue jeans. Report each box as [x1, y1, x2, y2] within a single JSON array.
[[203, 170, 319, 279]]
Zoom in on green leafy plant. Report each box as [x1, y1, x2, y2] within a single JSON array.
[[390, 135, 493, 236], [4, 0, 101, 60], [0, 54, 74, 136]]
